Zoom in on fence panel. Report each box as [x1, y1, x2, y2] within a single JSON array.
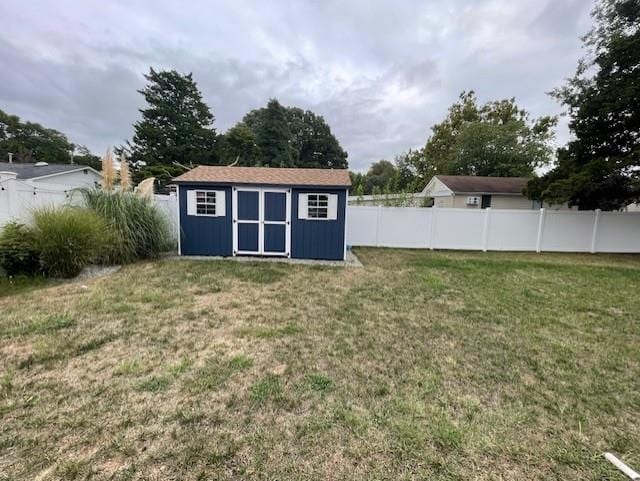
[[596, 212, 640, 253], [346, 206, 379, 246], [486, 209, 539, 251], [432, 208, 484, 250], [10, 187, 71, 224], [377, 207, 432, 248], [154, 194, 179, 236], [347, 206, 640, 254], [540, 211, 595, 252]]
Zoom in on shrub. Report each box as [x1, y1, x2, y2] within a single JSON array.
[[31, 207, 108, 278], [0, 222, 42, 276], [80, 189, 173, 264]]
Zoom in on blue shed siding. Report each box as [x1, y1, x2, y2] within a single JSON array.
[[178, 183, 347, 260], [179, 185, 233, 256], [291, 188, 346, 261]]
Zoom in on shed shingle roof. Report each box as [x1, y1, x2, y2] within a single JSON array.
[[174, 166, 351, 187], [436, 175, 529, 194], [0, 162, 98, 180]]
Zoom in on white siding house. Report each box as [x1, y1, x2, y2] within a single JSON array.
[[420, 175, 569, 210], [0, 162, 102, 227]]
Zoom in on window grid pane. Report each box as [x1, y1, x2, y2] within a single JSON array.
[[195, 190, 217, 215], [307, 194, 328, 218]]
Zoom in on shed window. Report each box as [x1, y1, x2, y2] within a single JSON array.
[[187, 189, 226, 217], [298, 193, 338, 220], [308, 194, 329, 219], [196, 190, 217, 215]]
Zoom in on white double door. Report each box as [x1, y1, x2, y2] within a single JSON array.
[[232, 187, 291, 257]]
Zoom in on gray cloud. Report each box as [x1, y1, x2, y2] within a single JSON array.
[[0, 0, 593, 171]]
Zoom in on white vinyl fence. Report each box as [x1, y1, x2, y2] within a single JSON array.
[[154, 194, 179, 238], [347, 206, 640, 253], [0, 181, 79, 227]]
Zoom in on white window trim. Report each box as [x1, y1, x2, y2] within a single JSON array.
[[298, 192, 338, 221], [187, 189, 226, 217]]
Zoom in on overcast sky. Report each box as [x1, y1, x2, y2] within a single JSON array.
[[0, 1, 593, 172]]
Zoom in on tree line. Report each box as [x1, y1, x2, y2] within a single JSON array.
[[120, 68, 348, 187], [353, 0, 639, 209], [1, 0, 637, 209], [1, 70, 348, 190]]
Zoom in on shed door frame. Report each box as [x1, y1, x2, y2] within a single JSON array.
[[232, 187, 291, 257]]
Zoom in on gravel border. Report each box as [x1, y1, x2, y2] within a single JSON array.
[[168, 250, 363, 267], [74, 265, 122, 281]]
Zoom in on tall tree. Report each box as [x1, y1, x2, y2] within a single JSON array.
[[363, 160, 398, 194], [126, 68, 218, 184], [72, 145, 101, 171], [414, 91, 556, 183], [0, 109, 75, 164], [235, 99, 348, 168], [217, 124, 261, 166], [285, 107, 348, 168], [349, 171, 365, 195], [394, 150, 422, 192], [249, 99, 292, 167], [526, 0, 640, 210]]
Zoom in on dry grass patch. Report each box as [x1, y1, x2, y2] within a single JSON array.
[[1, 250, 639, 480]]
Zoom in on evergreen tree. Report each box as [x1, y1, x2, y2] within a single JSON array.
[[526, 0, 640, 210], [250, 99, 292, 167], [233, 99, 348, 168], [126, 68, 217, 183]]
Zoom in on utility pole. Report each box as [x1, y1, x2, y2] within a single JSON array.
[[70, 150, 74, 165]]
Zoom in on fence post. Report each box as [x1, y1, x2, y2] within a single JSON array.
[[482, 208, 491, 252], [429, 205, 437, 250], [591, 209, 601, 254], [536, 208, 546, 253], [375, 205, 382, 247]]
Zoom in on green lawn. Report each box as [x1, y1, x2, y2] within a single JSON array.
[[1, 248, 639, 480]]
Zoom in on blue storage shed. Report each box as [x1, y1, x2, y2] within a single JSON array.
[[173, 166, 351, 261]]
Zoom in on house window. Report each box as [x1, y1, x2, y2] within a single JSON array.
[[307, 194, 329, 219], [196, 190, 217, 215]]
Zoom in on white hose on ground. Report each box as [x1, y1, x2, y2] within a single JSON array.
[[604, 453, 640, 480]]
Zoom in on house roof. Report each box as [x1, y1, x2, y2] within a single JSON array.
[[435, 175, 529, 194], [0, 162, 100, 180], [173, 165, 351, 187]]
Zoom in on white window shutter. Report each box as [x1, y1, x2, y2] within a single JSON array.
[[187, 190, 197, 216], [298, 193, 308, 219], [215, 190, 226, 216], [327, 194, 338, 220]]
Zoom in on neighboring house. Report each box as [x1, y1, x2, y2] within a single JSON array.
[[0, 162, 102, 226], [173, 165, 350, 260], [422, 175, 542, 210]]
